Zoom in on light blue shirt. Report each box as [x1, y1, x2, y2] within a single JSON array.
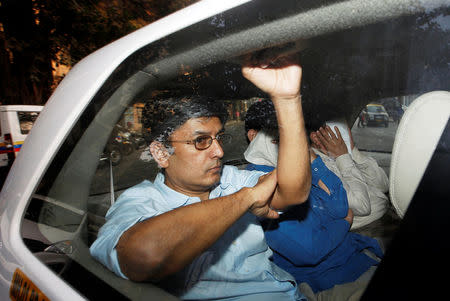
[[90, 165, 304, 300]]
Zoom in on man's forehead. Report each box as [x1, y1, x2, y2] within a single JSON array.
[[178, 117, 224, 135]]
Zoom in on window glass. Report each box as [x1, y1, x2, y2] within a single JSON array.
[[18, 111, 40, 135], [19, 3, 449, 300], [350, 94, 421, 176]]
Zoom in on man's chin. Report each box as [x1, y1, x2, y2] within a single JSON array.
[[205, 169, 222, 186]]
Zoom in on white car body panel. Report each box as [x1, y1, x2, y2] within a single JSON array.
[[0, 1, 250, 300]]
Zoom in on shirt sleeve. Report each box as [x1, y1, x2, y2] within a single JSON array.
[[351, 148, 389, 193], [335, 153, 372, 216], [89, 184, 163, 279], [222, 165, 265, 189]]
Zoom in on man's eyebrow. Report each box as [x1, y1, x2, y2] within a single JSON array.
[[193, 128, 225, 135]]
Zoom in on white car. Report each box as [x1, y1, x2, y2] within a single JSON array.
[[0, 105, 43, 190], [363, 104, 390, 127], [1, 0, 449, 300], [0, 105, 42, 167]]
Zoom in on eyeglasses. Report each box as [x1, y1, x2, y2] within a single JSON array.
[[167, 133, 232, 150]]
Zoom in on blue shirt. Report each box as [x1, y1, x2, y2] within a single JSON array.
[[247, 157, 383, 293], [90, 165, 305, 300]]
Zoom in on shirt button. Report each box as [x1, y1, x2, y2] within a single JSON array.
[[314, 168, 318, 171]]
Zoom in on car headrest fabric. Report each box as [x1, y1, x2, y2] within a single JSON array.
[[389, 90, 450, 218]]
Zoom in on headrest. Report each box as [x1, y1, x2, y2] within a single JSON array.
[[389, 91, 450, 218]]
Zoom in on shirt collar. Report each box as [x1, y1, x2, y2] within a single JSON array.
[[154, 172, 200, 208]]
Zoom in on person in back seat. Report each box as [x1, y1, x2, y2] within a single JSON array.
[[90, 55, 311, 301], [310, 123, 389, 229], [244, 99, 384, 300]]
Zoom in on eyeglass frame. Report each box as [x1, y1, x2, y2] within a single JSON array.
[[166, 133, 232, 150]]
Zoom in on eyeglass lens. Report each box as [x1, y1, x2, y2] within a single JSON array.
[[195, 134, 231, 150]]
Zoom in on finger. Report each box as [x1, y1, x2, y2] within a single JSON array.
[[258, 169, 278, 193], [314, 133, 329, 153], [316, 129, 330, 146], [334, 126, 343, 140], [265, 209, 280, 219], [319, 127, 331, 141], [325, 125, 337, 139], [241, 65, 253, 80], [314, 138, 326, 153], [309, 134, 321, 149], [310, 132, 319, 144], [258, 169, 275, 182]]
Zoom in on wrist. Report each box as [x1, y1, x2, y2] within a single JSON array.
[[237, 187, 254, 211], [336, 150, 349, 158], [270, 93, 301, 103], [335, 153, 353, 170]]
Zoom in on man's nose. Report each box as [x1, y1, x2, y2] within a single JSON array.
[[210, 139, 224, 158]]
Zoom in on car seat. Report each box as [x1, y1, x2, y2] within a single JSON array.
[[389, 90, 450, 218], [362, 90, 450, 300]]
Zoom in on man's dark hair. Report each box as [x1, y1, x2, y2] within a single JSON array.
[[142, 95, 228, 144], [244, 98, 278, 134], [245, 98, 320, 144], [244, 99, 280, 144]]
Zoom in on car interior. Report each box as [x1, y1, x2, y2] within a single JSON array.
[[19, 0, 449, 299]]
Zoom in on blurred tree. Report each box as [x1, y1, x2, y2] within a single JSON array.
[[0, 0, 198, 105]]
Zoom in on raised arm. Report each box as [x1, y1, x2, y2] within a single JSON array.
[[242, 56, 311, 209]]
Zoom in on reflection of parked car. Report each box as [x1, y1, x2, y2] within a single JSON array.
[[363, 104, 389, 127], [0, 1, 449, 300], [0, 105, 43, 189], [0, 105, 43, 168]]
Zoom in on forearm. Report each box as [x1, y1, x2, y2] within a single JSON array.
[[352, 148, 389, 192], [272, 96, 311, 208], [116, 189, 251, 282], [335, 154, 371, 216]]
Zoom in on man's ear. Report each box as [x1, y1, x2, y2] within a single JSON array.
[[150, 141, 170, 168], [247, 129, 258, 142]]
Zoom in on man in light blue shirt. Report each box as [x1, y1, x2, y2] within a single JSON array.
[[90, 56, 312, 300]]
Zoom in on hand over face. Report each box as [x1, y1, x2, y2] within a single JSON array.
[[310, 125, 348, 159], [242, 54, 301, 101], [247, 170, 279, 219]]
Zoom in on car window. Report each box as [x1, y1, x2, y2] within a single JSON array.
[[19, 2, 449, 299], [18, 111, 40, 135], [349, 95, 421, 176]]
